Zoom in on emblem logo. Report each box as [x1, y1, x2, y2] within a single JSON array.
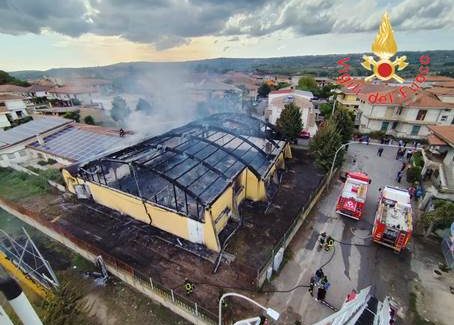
[[361, 12, 408, 83]]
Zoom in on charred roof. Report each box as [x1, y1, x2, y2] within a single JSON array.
[[69, 113, 287, 221]]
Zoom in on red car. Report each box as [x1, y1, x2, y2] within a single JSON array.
[[298, 130, 311, 139]]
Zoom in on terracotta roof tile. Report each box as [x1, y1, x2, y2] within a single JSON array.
[[428, 125, 454, 145], [427, 134, 447, 146], [0, 84, 27, 93], [424, 75, 454, 82], [0, 94, 25, 101]]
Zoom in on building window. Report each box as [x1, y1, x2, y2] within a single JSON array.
[[416, 110, 427, 121], [440, 115, 448, 122], [391, 121, 398, 130], [381, 121, 389, 131], [396, 107, 403, 115], [16, 110, 23, 118], [411, 125, 421, 135]]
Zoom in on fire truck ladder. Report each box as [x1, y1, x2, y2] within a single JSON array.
[[395, 233, 406, 250]]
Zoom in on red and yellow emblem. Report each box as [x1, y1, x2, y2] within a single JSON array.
[[362, 12, 408, 83]]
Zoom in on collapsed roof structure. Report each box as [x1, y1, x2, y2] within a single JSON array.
[[63, 113, 291, 252]]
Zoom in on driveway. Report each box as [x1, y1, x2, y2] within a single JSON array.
[[264, 143, 416, 324]]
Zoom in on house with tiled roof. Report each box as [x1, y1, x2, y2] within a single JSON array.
[[419, 125, 454, 204], [47, 85, 97, 106], [335, 80, 396, 126], [0, 94, 29, 128], [357, 89, 454, 139], [266, 89, 317, 136]]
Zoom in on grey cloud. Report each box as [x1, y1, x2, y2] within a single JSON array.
[[0, 0, 452, 51], [0, 0, 89, 35]]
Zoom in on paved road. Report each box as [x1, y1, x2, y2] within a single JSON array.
[[265, 143, 415, 324]]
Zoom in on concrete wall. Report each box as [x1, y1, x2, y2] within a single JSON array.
[[0, 199, 214, 325]]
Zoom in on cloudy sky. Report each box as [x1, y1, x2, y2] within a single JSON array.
[[1, 0, 453, 71]]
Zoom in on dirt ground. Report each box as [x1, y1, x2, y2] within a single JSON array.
[[5, 148, 323, 321], [0, 209, 190, 325]]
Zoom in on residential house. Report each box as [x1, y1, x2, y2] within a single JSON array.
[[0, 116, 126, 168], [421, 75, 454, 88], [188, 80, 243, 112], [357, 89, 454, 139], [0, 94, 29, 128], [0, 117, 72, 167], [47, 85, 96, 106], [420, 125, 454, 205], [427, 81, 454, 104], [266, 89, 318, 136], [335, 81, 395, 126]]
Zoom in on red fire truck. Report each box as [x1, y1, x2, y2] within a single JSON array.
[[372, 186, 413, 252], [336, 172, 370, 220]]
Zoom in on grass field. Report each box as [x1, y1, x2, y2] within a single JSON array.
[[0, 168, 52, 201]]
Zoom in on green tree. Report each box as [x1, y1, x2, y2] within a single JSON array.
[[319, 103, 333, 119], [63, 111, 80, 122], [422, 200, 454, 237], [111, 96, 130, 124], [0, 70, 30, 87], [276, 102, 303, 141], [136, 98, 153, 115], [257, 83, 272, 98], [310, 121, 343, 171], [83, 115, 95, 125], [276, 81, 290, 90], [330, 108, 354, 144], [313, 84, 339, 99], [40, 282, 90, 325], [297, 76, 317, 92]]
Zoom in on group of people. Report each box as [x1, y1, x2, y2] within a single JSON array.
[[309, 268, 331, 302]]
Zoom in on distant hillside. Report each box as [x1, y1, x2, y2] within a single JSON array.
[[11, 50, 454, 81], [0, 70, 30, 86]]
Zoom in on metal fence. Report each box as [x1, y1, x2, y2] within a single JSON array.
[[255, 174, 329, 281], [0, 198, 218, 325]]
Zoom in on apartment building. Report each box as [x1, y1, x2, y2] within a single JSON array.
[[357, 90, 454, 139]]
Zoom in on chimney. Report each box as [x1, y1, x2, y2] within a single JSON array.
[[36, 135, 45, 146]]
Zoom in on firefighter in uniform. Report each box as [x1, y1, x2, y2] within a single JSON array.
[[325, 236, 334, 251], [184, 279, 194, 295]]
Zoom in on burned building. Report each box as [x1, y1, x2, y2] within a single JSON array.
[[62, 113, 292, 252]]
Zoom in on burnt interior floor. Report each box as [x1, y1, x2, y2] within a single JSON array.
[[20, 148, 324, 315]]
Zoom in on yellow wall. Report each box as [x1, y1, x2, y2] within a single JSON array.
[[244, 168, 266, 201], [61, 143, 293, 252], [62, 171, 221, 252], [208, 186, 233, 235]]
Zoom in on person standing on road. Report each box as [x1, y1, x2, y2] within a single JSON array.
[[396, 170, 403, 183], [315, 268, 324, 283], [400, 162, 407, 172], [309, 276, 315, 296], [316, 286, 327, 302], [377, 147, 384, 157]]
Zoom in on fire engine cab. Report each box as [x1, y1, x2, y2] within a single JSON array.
[[336, 171, 370, 220], [372, 186, 412, 252]]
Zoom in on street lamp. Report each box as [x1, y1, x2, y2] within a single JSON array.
[[328, 141, 350, 182], [218, 292, 280, 325]]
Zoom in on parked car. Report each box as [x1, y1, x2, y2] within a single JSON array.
[[298, 130, 311, 139]]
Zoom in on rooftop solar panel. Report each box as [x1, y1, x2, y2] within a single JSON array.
[[30, 126, 124, 162], [0, 117, 71, 145]]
